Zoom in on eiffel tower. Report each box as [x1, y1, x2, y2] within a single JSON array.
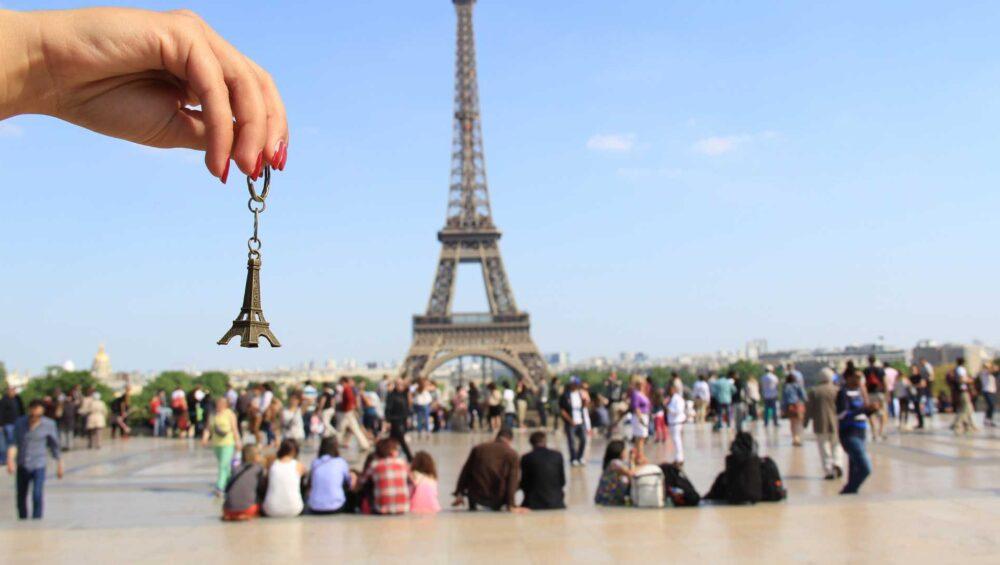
[[401, 0, 548, 386]]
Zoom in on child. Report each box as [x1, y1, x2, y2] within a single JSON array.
[[409, 451, 441, 514], [223, 445, 266, 521], [651, 389, 667, 443]]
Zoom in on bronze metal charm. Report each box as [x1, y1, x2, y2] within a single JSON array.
[[218, 165, 281, 348]]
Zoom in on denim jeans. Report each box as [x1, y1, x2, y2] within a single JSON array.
[[16, 466, 47, 519], [839, 429, 871, 494], [763, 399, 779, 426], [714, 404, 731, 430], [414, 404, 431, 433], [983, 392, 996, 424], [0, 423, 14, 465], [564, 423, 586, 463]]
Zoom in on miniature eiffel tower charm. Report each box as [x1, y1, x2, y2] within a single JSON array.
[[218, 256, 281, 348]]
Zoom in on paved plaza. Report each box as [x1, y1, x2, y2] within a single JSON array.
[[2, 420, 999, 564]]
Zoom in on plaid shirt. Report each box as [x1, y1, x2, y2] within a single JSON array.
[[363, 457, 411, 514]]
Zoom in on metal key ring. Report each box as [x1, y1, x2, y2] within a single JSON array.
[[247, 198, 266, 214], [247, 165, 271, 203]]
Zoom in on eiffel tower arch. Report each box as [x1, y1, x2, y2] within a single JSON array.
[[401, 0, 548, 387]]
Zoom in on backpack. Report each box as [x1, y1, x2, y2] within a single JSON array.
[[724, 452, 762, 504], [660, 464, 701, 507], [759, 457, 787, 502], [631, 464, 667, 508]]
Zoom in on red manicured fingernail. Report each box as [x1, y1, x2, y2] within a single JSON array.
[[278, 145, 288, 171], [220, 159, 230, 184], [270, 140, 284, 168], [251, 151, 264, 180]]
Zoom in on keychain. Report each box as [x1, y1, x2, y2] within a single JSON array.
[[218, 164, 281, 348]]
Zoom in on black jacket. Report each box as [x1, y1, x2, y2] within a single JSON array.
[[519, 447, 566, 510]]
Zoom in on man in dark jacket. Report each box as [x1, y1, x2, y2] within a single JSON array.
[[519, 431, 565, 510], [453, 428, 524, 512], [0, 386, 25, 465]]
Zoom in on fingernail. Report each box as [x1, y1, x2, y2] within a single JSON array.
[[220, 159, 230, 184], [251, 151, 264, 180], [270, 140, 284, 168], [278, 145, 288, 171]]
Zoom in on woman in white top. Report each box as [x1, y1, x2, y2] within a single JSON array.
[[263, 439, 305, 517], [281, 394, 306, 442], [666, 382, 687, 467]]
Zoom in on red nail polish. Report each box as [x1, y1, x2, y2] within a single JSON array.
[[278, 145, 288, 171], [270, 141, 284, 168], [220, 159, 230, 184], [251, 151, 264, 180]]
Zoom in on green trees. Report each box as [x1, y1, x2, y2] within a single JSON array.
[[19, 368, 113, 403], [0, 361, 7, 390]]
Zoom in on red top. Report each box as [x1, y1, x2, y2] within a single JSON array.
[[361, 457, 411, 515], [339, 386, 357, 412]]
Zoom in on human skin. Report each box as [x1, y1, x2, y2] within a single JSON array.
[[0, 7, 288, 182]]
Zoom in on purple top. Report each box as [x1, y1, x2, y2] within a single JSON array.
[[630, 390, 651, 415]]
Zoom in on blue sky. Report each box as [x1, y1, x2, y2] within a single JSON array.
[[2, 0, 1000, 372]]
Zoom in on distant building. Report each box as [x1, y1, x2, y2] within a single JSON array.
[[91, 344, 113, 384], [745, 339, 768, 361], [912, 341, 993, 374], [545, 352, 570, 368]]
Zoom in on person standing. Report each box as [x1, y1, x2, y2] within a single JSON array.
[[336, 377, 371, 451], [977, 362, 996, 427], [804, 369, 843, 480], [80, 390, 108, 449], [951, 357, 978, 434], [6, 400, 63, 519], [604, 371, 625, 438], [863, 355, 887, 441], [919, 357, 936, 416], [666, 381, 687, 467], [203, 397, 241, 496], [384, 379, 413, 462], [787, 364, 805, 388], [745, 374, 761, 421], [515, 379, 530, 429], [0, 386, 25, 465], [559, 378, 587, 466], [712, 371, 736, 432], [486, 382, 502, 432], [412, 379, 433, 438], [837, 363, 873, 494], [467, 381, 481, 431], [548, 377, 562, 432], [692, 376, 710, 424], [501, 382, 517, 430], [518, 431, 565, 510], [535, 378, 549, 430], [906, 364, 926, 429], [782, 374, 807, 446], [281, 394, 306, 443], [452, 429, 522, 512], [109, 390, 131, 440], [761, 366, 780, 428], [629, 376, 651, 465]]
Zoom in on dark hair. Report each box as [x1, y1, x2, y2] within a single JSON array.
[[603, 440, 626, 470], [277, 438, 299, 459], [375, 437, 399, 458], [319, 436, 340, 458], [27, 399, 44, 410], [496, 428, 514, 441], [956, 357, 965, 366], [529, 431, 546, 448], [411, 451, 437, 479]]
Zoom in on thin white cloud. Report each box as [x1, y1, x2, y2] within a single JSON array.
[[693, 131, 778, 156], [0, 122, 24, 138], [587, 133, 636, 153], [617, 167, 683, 181]]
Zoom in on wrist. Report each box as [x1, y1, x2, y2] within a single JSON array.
[[0, 10, 51, 118]]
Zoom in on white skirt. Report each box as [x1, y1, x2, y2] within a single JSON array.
[[631, 412, 650, 439]]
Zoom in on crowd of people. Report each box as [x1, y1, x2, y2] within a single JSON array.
[[4, 353, 998, 520]]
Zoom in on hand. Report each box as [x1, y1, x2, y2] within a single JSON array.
[[0, 8, 288, 181], [6, 461, 14, 475], [511, 506, 530, 514], [451, 496, 465, 508], [201, 438, 209, 448], [56, 461, 64, 480]]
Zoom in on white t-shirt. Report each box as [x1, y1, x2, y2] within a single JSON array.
[[979, 370, 997, 394], [693, 381, 710, 401], [502, 389, 516, 413], [569, 391, 583, 425], [667, 393, 686, 426]]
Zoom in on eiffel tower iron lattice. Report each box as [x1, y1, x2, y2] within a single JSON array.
[[401, 0, 548, 386]]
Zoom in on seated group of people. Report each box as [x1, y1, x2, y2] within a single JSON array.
[[222, 436, 440, 519]]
